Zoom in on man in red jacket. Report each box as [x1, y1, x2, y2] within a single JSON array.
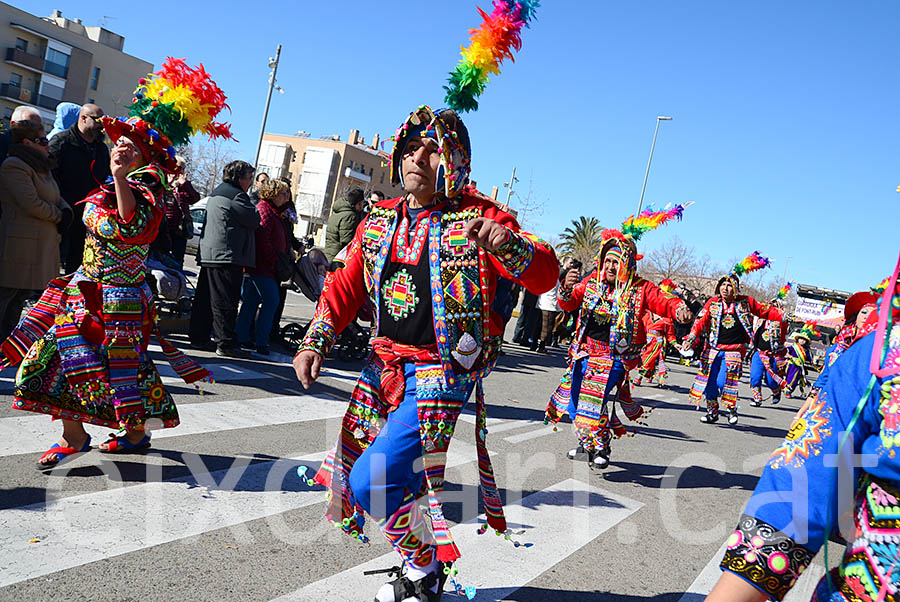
[[682, 272, 783, 425], [293, 106, 558, 602], [545, 231, 692, 469], [633, 278, 679, 387]]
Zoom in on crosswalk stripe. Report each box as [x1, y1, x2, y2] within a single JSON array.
[[0, 438, 478, 588], [504, 424, 558, 444], [0, 395, 347, 458], [278, 477, 643, 601], [677, 541, 826, 601]]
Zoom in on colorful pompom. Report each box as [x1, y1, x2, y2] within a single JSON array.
[[621, 203, 691, 241], [443, 0, 540, 112], [776, 282, 793, 300], [732, 251, 771, 277]]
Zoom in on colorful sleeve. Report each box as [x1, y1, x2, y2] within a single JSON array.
[[814, 343, 841, 389], [82, 190, 162, 244], [665, 319, 677, 344], [296, 221, 368, 357], [749, 296, 784, 321], [719, 332, 882, 600], [686, 299, 713, 342], [482, 206, 559, 295], [642, 281, 686, 320], [558, 272, 590, 312]]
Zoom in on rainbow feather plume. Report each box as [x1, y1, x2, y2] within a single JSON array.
[[621, 203, 691, 241], [128, 57, 234, 146], [732, 251, 771, 277], [444, 0, 539, 113], [776, 282, 793, 300]]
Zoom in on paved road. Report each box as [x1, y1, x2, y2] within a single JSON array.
[[0, 295, 835, 601]]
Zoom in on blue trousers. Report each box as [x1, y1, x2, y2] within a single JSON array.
[[749, 351, 780, 391], [348, 363, 472, 520], [566, 356, 627, 421], [236, 274, 280, 349], [704, 351, 730, 401]]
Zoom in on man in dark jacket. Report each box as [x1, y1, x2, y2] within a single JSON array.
[[323, 187, 364, 263], [189, 160, 260, 357], [48, 104, 110, 272]]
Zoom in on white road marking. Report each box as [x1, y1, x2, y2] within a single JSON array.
[[279, 478, 643, 601], [0, 396, 346, 458], [0, 439, 478, 588], [677, 540, 826, 601], [503, 424, 558, 444]]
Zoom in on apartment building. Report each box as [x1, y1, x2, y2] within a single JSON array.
[[0, 4, 152, 127]]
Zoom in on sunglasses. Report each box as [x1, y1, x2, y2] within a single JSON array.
[[30, 137, 49, 146]]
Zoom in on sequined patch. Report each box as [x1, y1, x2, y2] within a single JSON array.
[[383, 269, 418, 321]]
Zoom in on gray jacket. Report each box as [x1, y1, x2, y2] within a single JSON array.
[[199, 182, 261, 267]]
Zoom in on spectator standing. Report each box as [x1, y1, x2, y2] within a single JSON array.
[[48, 102, 81, 140], [324, 187, 365, 263], [0, 120, 70, 339], [536, 279, 560, 353], [0, 106, 43, 164], [165, 155, 201, 269], [248, 171, 269, 204], [236, 179, 292, 354], [189, 160, 260, 357], [48, 104, 110, 273]]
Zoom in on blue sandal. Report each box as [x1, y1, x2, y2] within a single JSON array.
[[36, 436, 92, 471], [99, 433, 151, 454]]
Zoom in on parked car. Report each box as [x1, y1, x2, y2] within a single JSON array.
[[185, 197, 208, 256]]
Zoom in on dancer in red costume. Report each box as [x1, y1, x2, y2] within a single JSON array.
[[632, 278, 679, 387]]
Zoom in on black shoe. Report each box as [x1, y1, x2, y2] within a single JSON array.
[[190, 340, 216, 352], [366, 562, 449, 602], [567, 445, 587, 460], [700, 412, 719, 424], [255, 346, 270, 356], [588, 447, 611, 470], [216, 346, 250, 359], [536, 341, 547, 354]]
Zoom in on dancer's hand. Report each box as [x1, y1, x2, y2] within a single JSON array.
[[563, 269, 580, 290], [675, 306, 693, 324], [293, 350, 323, 389], [464, 217, 509, 252]]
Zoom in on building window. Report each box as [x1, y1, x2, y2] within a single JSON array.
[[380, 173, 385, 184], [90, 66, 100, 90], [15, 38, 27, 52], [87, 98, 95, 104], [9, 73, 22, 88], [45, 48, 70, 78]]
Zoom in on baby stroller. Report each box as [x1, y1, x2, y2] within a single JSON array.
[[280, 249, 371, 361], [146, 255, 194, 335]]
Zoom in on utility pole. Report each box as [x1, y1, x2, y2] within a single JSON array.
[[634, 116, 672, 219], [254, 44, 282, 170], [503, 166, 517, 211]]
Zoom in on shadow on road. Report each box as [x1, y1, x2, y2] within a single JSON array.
[[601, 461, 759, 491], [473, 587, 687, 601]]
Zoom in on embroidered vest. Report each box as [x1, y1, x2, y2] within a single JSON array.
[[708, 298, 754, 347], [570, 276, 644, 359], [361, 203, 499, 387]]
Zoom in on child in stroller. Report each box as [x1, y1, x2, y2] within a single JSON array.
[[280, 249, 372, 361]]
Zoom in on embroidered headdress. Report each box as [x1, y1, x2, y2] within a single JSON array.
[[100, 57, 234, 172], [795, 321, 820, 342], [598, 204, 690, 285]]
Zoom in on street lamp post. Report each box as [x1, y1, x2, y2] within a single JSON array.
[[783, 256, 792, 281], [253, 44, 283, 170], [502, 166, 517, 212], [635, 116, 672, 218]]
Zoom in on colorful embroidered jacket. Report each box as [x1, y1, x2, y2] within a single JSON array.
[[685, 295, 782, 349], [719, 327, 900, 601], [558, 272, 686, 359], [298, 193, 558, 386], [755, 318, 788, 357]]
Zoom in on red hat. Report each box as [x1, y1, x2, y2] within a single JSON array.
[[844, 290, 878, 321], [101, 116, 178, 172]]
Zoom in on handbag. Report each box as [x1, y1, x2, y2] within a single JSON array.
[[180, 210, 194, 240], [275, 251, 295, 282]]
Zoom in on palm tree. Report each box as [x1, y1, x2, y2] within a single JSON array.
[[559, 216, 604, 268]]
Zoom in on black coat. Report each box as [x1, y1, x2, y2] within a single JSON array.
[[48, 123, 110, 211]]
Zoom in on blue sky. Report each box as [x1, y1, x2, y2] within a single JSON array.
[[29, 0, 899, 292]]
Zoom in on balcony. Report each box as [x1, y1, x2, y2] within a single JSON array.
[[0, 83, 59, 110], [4, 48, 69, 78]]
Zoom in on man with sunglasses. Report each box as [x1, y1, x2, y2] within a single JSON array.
[[48, 103, 110, 273]]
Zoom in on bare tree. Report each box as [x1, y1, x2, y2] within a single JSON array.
[[179, 139, 239, 196], [643, 235, 697, 279], [508, 171, 546, 231]]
